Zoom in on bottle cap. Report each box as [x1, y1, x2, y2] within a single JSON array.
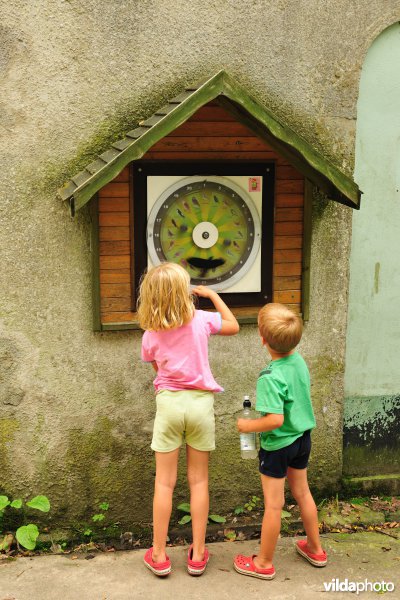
[[243, 397, 251, 408]]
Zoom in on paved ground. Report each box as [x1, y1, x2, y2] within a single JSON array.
[[0, 532, 398, 600]]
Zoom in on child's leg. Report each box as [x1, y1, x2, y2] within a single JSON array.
[[186, 445, 209, 562], [287, 467, 323, 554], [152, 448, 180, 562], [255, 474, 285, 569]]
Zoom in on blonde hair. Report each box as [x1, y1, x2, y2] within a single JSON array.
[[137, 262, 195, 331], [258, 303, 303, 353]]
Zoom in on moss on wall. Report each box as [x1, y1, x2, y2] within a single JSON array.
[[41, 84, 184, 195], [343, 446, 399, 477], [0, 418, 20, 487], [343, 395, 400, 477]]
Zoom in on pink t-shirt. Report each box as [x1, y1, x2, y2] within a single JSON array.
[[141, 309, 223, 393]]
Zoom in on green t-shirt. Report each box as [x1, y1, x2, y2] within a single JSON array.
[[256, 352, 316, 451]]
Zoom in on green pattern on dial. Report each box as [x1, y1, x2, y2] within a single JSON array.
[[149, 178, 258, 286]]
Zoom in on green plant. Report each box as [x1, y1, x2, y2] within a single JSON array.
[[234, 496, 291, 522], [244, 496, 262, 512], [177, 503, 226, 525], [349, 497, 369, 505], [0, 495, 51, 551], [234, 495, 262, 515], [280, 508, 292, 533], [234, 506, 245, 515], [83, 501, 110, 537]]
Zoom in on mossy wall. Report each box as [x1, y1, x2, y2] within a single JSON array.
[[343, 395, 400, 476], [1, 1, 399, 529]]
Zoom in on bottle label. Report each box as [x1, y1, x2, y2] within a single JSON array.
[[240, 433, 256, 451]]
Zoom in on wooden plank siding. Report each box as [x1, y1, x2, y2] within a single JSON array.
[[97, 101, 304, 326], [98, 166, 133, 322]]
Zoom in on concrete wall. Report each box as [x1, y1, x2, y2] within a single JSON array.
[[344, 22, 400, 478], [1, 1, 400, 529]]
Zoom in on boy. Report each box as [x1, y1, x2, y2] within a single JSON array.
[[234, 303, 327, 580]]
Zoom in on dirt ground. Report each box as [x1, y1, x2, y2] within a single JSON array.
[[1, 532, 399, 600]]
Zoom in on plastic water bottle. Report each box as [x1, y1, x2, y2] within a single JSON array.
[[240, 396, 258, 459]]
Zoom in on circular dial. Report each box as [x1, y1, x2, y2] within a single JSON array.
[[147, 176, 261, 289]]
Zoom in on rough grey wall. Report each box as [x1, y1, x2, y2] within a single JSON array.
[[1, 1, 400, 528]]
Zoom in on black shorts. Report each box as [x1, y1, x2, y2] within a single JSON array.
[[259, 430, 311, 479]]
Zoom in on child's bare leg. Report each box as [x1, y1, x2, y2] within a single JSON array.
[[186, 445, 209, 562], [152, 448, 180, 562], [254, 474, 285, 569], [287, 467, 323, 554]]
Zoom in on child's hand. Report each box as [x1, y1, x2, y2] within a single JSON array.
[[193, 285, 239, 336], [192, 285, 216, 299], [237, 418, 249, 433]]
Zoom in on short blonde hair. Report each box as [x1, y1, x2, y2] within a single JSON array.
[[137, 262, 195, 331], [258, 303, 303, 353]]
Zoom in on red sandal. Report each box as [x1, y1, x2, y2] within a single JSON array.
[[144, 547, 172, 576], [295, 540, 327, 567], [234, 554, 275, 580], [187, 544, 209, 576]]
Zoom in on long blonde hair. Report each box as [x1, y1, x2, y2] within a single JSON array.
[[137, 262, 195, 331]]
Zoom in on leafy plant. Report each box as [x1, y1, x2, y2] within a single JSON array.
[[233, 496, 261, 516], [177, 502, 226, 525], [349, 497, 369, 505], [83, 501, 110, 537], [234, 496, 291, 521], [92, 513, 105, 523], [280, 508, 292, 533], [233, 495, 262, 515], [234, 506, 245, 515], [0, 494, 51, 551]]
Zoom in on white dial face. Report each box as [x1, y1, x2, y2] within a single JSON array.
[[147, 175, 262, 291]]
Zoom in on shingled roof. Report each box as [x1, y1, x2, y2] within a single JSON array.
[[58, 70, 361, 213]]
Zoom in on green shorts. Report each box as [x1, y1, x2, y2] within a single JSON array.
[[151, 389, 215, 453]]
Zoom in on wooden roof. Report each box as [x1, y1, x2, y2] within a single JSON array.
[[58, 70, 361, 212]]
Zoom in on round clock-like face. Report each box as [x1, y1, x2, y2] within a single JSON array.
[[147, 176, 261, 290]]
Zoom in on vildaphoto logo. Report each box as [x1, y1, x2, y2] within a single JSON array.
[[324, 578, 395, 594]]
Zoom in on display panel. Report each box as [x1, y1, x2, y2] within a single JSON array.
[[147, 175, 262, 292], [133, 163, 275, 307]]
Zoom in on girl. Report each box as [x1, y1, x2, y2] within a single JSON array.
[[137, 262, 239, 577]]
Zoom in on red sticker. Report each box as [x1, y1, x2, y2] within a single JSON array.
[[248, 177, 261, 192]]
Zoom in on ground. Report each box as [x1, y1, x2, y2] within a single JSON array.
[[1, 496, 399, 598], [1, 532, 399, 600]]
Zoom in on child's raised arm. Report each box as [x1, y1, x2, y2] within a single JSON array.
[[193, 286, 239, 336]]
